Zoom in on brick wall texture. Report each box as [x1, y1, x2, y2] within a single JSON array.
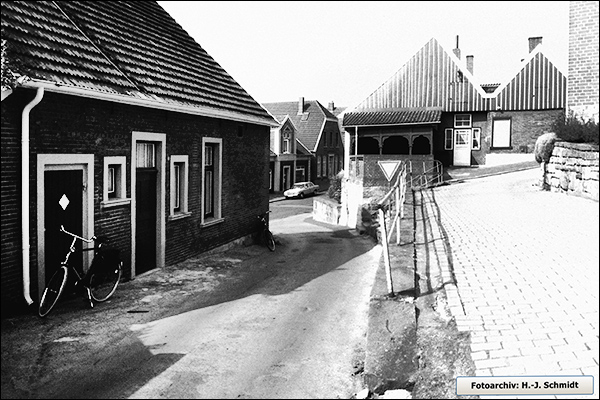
[[1, 88, 270, 314], [568, 1, 600, 120]]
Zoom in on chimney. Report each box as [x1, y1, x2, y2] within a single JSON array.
[[528, 36, 542, 53], [298, 97, 304, 114], [466, 55, 474, 74], [453, 35, 461, 59], [328, 101, 335, 112]]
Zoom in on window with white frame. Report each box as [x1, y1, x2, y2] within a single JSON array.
[[472, 128, 481, 150], [454, 114, 472, 128], [492, 119, 511, 148], [328, 154, 335, 178], [169, 155, 189, 218], [283, 138, 290, 154], [282, 128, 292, 154], [444, 129, 453, 150], [202, 138, 222, 224], [136, 142, 155, 168], [103, 156, 128, 205]]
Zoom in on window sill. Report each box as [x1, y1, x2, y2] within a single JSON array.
[[168, 212, 192, 221], [200, 217, 225, 228], [101, 198, 131, 208]]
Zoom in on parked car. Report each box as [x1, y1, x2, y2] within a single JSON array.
[[284, 182, 319, 199]]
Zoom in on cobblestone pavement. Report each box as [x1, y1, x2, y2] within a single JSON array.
[[420, 168, 599, 399]]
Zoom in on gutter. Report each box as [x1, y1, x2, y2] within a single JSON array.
[[20, 79, 279, 128], [21, 86, 45, 306]]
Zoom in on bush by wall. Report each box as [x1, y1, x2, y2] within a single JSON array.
[[551, 110, 599, 145]]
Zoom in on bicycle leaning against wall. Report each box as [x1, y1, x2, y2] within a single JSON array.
[[38, 225, 123, 317], [257, 210, 276, 252]]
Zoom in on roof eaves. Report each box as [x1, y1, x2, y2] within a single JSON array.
[[21, 78, 279, 127], [312, 118, 327, 152]]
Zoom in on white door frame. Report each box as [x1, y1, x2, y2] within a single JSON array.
[[453, 129, 472, 166], [131, 131, 166, 276], [36, 154, 94, 301]]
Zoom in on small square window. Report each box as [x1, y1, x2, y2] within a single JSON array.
[[103, 156, 128, 207], [454, 114, 471, 128]]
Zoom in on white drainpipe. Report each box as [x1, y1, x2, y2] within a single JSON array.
[[21, 86, 44, 306]]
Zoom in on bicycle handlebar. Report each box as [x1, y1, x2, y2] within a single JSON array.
[[60, 225, 96, 243]]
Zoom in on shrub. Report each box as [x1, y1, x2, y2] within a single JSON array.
[[327, 170, 343, 204], [551, 110, 599, 145], [534, 132, 557, 163]]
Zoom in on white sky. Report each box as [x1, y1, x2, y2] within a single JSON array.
[[158, 1, 569, 109]]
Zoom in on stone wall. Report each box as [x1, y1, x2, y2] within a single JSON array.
[[546, 141, 599, 201]]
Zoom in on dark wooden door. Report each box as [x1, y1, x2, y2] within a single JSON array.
[[136, 168, 157, 273], [44, 170, 83, 282]]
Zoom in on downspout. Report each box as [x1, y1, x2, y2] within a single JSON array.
[[22, 86, 45, 305]]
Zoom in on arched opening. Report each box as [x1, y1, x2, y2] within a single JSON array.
[[382, 136, 410, 155], [357, 137, 380, 155], [412, 135, 431, 155]]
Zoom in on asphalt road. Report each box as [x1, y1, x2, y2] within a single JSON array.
[[1, 195, 381, 399], [128, 202, 380, 398]]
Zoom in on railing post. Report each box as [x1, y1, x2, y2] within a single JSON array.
[[378, 207, 394, 296], [394, 186, 400, 245]]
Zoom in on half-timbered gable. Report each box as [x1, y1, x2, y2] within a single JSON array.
[[355, 38, 491, 112]]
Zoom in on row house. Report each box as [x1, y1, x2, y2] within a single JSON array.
[[263, 98, 344, 191], [1, 1, 277, 315]]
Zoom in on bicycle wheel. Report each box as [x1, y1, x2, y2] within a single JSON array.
[[39, 266, 68, 317], [265, 230, 276, 252], [89, 261, 122, 302]]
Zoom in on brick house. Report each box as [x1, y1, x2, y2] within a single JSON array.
[[1, 1, 276, 315], [567, 1, 599, 123], [342, 36, 567, 169], [262, 98, 344, 191]]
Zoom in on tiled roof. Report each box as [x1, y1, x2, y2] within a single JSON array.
[[262, 100, 338, 152], [1, 1, 275, 124], [343, 109, 442, 127]]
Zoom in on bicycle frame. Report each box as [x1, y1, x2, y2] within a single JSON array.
[[59, 225, 95, 272], [38, 226, 122, 317]]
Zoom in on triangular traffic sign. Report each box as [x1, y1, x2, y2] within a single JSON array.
[[377, 160, 401, 182]]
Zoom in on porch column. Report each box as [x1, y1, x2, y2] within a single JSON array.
[[344, 129, 350, 179]]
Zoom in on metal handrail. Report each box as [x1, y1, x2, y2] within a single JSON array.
[[409, 160, 444, 189], [376, 162, 408, 297]]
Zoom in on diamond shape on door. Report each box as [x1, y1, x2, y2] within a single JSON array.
[[59, 194, 70, 210]]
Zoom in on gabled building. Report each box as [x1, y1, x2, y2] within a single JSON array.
[[268, 115, 300, 192], [262, 98, 344, 191], [1, 1, 277, 315], [342, 36, 567, 168]]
